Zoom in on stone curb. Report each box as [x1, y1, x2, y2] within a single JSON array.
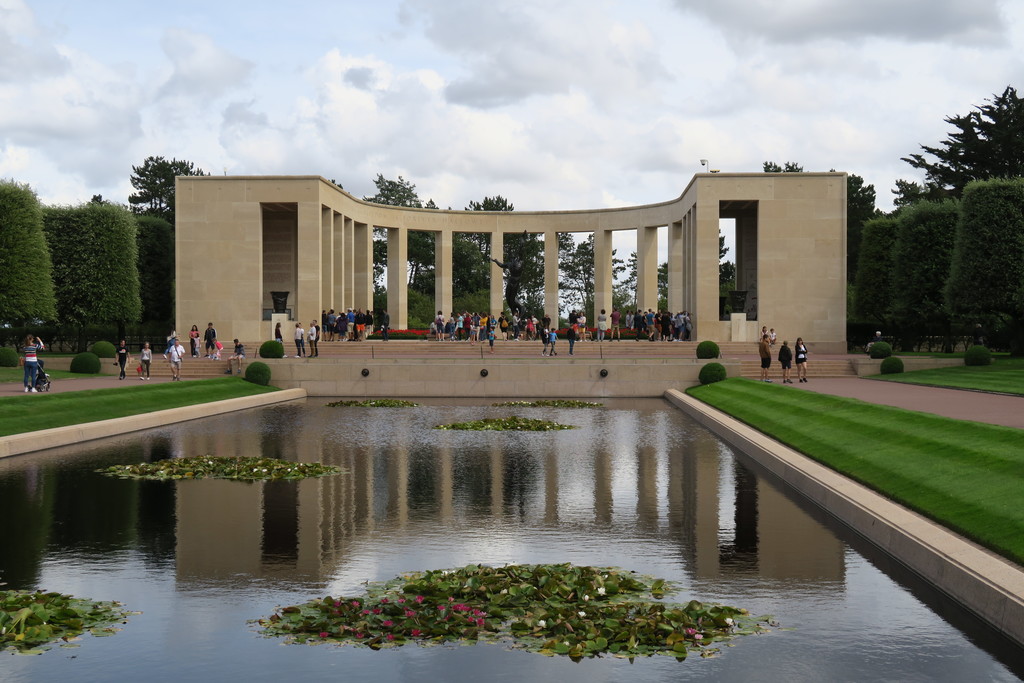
[[0, 389, 308, 459], [664, 388, 1024, 648]]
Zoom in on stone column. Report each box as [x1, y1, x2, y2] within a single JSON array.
[[333, 212, 345, 310], [353, 222, 372, 313], [436, 230, 453, 318], [387, 227, 408, 330], [321, 206, 333, 310], [668, 219, 683, 313], [343, 217, 354, 308], [296, 202, 322, 328], [593, 229, 613, 319], [544, 231, 559, 322], [490, 230, 504, 316], [636, 225, 658, 311]]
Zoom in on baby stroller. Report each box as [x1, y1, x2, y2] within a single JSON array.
[[33, 360, 51, 392]]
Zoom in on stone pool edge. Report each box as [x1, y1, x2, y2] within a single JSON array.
[[0, 389, 308, 459], [665, 388, 1024, 649]]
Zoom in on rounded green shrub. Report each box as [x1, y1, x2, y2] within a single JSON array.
[[90, 340, 116, 358], [0, 347, 19, 367], [70, 351, 101, 374], [245, 361, 271, 386], [695, 340, 721, 359], [964, 344, 992, 366], [698, 362, 727, 384], [868, 341, 892, 359], [879, 356, 904, 374], [259, 340, 285, 359]]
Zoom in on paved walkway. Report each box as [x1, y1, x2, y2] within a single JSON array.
[[6, 374, 198, 395], [787, 377, 1024, 429]]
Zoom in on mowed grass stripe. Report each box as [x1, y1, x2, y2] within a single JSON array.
[[870, 357, 1024, 395], [0, 378, 280, 437], [686, 378, 1024, 565]]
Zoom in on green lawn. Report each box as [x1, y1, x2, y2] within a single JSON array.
[[687, 378, 1024, 566], [0, 378, 280, 437], [873, 357, 1024, 395]]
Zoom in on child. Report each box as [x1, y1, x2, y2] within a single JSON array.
[[488, 327, 495, 354], [212, 339, 223, 360], [778, 340, 793, 384], [548, 328, 558, 356]]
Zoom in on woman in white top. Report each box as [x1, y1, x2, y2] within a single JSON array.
[[294, 323, 306, 357], [140, 342, 152, 380]]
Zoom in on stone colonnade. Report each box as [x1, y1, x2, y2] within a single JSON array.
[[175, 172, 847, 352]]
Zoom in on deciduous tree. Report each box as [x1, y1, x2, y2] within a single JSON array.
[[0, 180, 56, 324]]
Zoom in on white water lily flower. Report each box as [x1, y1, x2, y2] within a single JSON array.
[[538, 620, 546, 628], [725, 618, 734, 626], [578, 611, 586, 617], [500, 589, 508, 594], [597, 587, 606, 596], [583, 594, 590, 601]]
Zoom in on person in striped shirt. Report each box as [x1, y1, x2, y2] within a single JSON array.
[[21, 335, 42, 392]]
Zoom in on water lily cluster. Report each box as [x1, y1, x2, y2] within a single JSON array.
[[491, 400, 603, 408], [258, 563, 769, 660], [325, 399, 420, 407], [0, 589, 136, 655], [96, 455, 342, 481], [434, 417, 576, 431]]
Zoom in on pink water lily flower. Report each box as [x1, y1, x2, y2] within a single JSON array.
[[382, 620, 394, 627]]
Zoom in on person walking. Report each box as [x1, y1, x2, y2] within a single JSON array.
[[168, 337, 185, 381], [203, 322, 217, 357], [795, 337, 809, 382], [567, 323, 577, 355], [381, 310, 390, 341], [140, 342, 152, 380], [758, 334, 773, 383], [115, 339, 132, 380], [20, 334, 42, 392], [778, 340, 793, 384]]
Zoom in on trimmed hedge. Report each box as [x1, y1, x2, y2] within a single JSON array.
[[868, 341, 893, 359], [699, 362, 727, 384], [70, 352, 101, 374], [964, 345, 992, 366], [696, 340, 720, 359], [0, 347, 18, 367], [90, 340, 116, 358], [879, 356, 904, 375], [259, 340, 285, 358], [245, 361, 271, 386]]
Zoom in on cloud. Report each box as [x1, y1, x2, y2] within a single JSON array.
[[670, 0, 1005, 45], [399, 0, 670, 109], [0, 0, 67, 81], [157, 28, 253, 101]]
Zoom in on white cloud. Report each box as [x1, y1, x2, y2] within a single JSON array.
[[157, 28, 253, 101]]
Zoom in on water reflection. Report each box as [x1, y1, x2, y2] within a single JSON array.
[[0, 399, 1019, 682]]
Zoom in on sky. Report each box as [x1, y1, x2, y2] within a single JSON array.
[[2, 0, 1023, 231]]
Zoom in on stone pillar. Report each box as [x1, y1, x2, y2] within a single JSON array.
[[296, 202, 322, 328], [668, 219, 683, 313], [387, 227, 408, 330], [544, 231, 559, 322], [321, 206, 333, 310], [353, 222, 372, 313], [636, 225, 658, 311], [436, 230, 453, 318], [490, 230, 504, 316], [593, 229, 613, 319], [343, 217, 354, 308]]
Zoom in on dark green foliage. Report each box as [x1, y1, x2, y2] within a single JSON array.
[[258, 340, 285, 358], [0, 181, 57, 323], [135, 215, 174, 323], [70, 352, 101, 374], [244, 361, 271, 386], [964, 345, 993, 366], [902, 86, 1024, 200], [97, 455, 340, 481], [946, 179, 1024, 354], [696, 340, 720, 359], [0, 347, 19, 367], [892, 200, 958, 341], [845, 174, 879, 284], [879, 356, 904, 374], [89, 341, 116, 358], [43, 204, 142, 330], [129, 156, 208, 225], [869, 341, 893, 359], [699, 362, 727, 384], [853, 217, 898, 324]]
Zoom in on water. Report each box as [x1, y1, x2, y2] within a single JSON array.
[[0, 398, 1020, 682]]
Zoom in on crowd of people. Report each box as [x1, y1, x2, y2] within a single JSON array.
[[757, 325, 809, 384]]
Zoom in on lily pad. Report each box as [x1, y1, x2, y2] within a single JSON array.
[[0, 590, 137, 654], [434, 417, 575, 431], [491, 400, 603, 408], [326, 399, 420, 407], [257, 563, 772, 660], [97, 455, 342, 481]]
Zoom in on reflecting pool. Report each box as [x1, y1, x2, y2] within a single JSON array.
[[0, 398, 1020, 682]]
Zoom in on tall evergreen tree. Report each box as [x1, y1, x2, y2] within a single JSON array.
[[852, 217, 897, 327], [0, 180, 57, 324], [136, 215, 175, 323], [129, 156, 208, 226], [900, 86, 1024, 200]]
